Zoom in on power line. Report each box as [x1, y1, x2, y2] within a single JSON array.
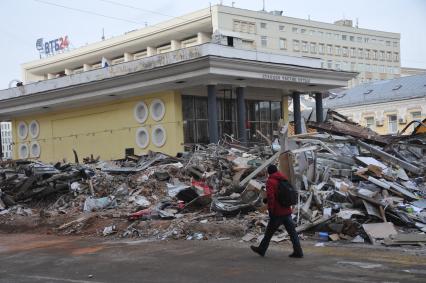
[[33, 0, 143, 25], [98, 0, 191, 22]]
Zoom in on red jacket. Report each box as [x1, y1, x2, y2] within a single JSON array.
[[266, 171, 292, 216]]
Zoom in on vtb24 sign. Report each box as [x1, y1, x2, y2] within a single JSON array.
[[36, 36, 70, 56]]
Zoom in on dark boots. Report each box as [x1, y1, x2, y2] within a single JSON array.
[[250, 245, 265, 257]]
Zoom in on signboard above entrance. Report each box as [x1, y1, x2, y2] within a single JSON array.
[[262, 73, 311, 84]]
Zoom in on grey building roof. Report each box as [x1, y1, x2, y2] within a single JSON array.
[[324, 74, 426, 108]]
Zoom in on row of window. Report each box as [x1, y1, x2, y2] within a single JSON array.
[[321, 60, 400, 74], [182, 94, 281, 144], [291, 26, 398, 47], [365, 112, 422, 133], [259, 36, 400, 63], [233, 19, 399, 48], [290, 40, 399, 61]]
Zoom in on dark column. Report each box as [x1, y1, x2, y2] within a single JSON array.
[[292, 91, 302, 134], [207, 85, 219, 143], [236, 87, 246, 143], [0, 123, 3, 160], [315, 92, 324, 123]]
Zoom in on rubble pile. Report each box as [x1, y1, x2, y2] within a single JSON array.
[[1, 111, 425, 247]]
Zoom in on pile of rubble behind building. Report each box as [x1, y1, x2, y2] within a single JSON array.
[[1, 110, 426, 246]]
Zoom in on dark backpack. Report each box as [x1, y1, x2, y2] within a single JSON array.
[[277, 179, 297, 207]]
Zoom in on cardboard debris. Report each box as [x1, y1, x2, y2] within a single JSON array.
[[362, 223, 398, 244]]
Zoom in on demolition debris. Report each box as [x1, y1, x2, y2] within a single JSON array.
[[1, 111, 425, 247]]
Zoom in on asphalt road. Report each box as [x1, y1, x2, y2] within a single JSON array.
[[0, 234, 425, 283]]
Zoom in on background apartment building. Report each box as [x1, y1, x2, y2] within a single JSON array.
[[21, 5, 399, 88], [324, 74, 425, 135], [222, 8, 401, 87]]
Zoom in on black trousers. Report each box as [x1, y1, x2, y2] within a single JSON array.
[[258, 214, 303, 255]]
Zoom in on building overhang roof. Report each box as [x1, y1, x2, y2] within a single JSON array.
[[0, 44, 357, 119]]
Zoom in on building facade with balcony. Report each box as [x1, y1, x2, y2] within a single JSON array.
[[0, 5, 357, 162], [20, 5, 400, 88]]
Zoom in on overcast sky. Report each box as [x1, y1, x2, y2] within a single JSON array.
[[0, 0, 425, 89]]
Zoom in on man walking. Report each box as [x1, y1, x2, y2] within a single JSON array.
[[251, 164, 303, 258]]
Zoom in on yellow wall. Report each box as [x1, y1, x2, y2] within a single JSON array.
[[12, 91, 184, 163]]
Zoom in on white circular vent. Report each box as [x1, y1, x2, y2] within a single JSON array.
[[134, 102, 148, 123], [152, 125, 167, 147], [135, 127, 149, 148], [30, 141, 41, 158], [29, 120, 40, 139], [150, 99, 165, 121], [18, 143, 29, 159], [17, 121, 28, 140]]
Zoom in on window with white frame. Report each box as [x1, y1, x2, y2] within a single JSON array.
[[279, 25, 285, 31], [279, 38, 287, 49], [301, 28, 307, 34], [357, 37, 362, 42], [335, 46, 341, 56], [318, 43, 325, 54], [393, 52, 399, 62], [342, 47, 348, 57], [260, 22, 267, 29], [327, 60, 333, 69], [386, 41, 391, 46], [411, 111, 422, 131], [302, 41, 308, 52], [335, 61, 341, 70], [342, 34, 347, 40], [350, 47, 356, 57], [261, 36, 267, 47], [310, 42, 317, 53], [411, 111, 421, 121], [365, 117, 375, 129], [327, 44, 332, 55], [292, 27, 299, 33], [386, 52, 392, 61], [388, 114, 398, 133], [293, 40, 300, 51], [349, 36, 354, 42]]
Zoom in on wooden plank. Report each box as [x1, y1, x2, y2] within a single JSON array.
[[239, 152, 280, 188]]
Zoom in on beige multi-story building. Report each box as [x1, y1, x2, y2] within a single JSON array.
[[0, 5, 359, 162], [21, 5, 400, 88], [324, 74, 426, 135], [401, 67, 426, 77]]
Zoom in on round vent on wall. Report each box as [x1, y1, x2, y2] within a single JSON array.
[[152, 125, 167, 147], [150, 99, 165, 121], [18, 143, 29, 159], [135, 127, 149, 148], [134, 102, 148, 123], [30, 142, 41, 158], [29, 120, 40, 139], [17, 121, 28, 140]]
